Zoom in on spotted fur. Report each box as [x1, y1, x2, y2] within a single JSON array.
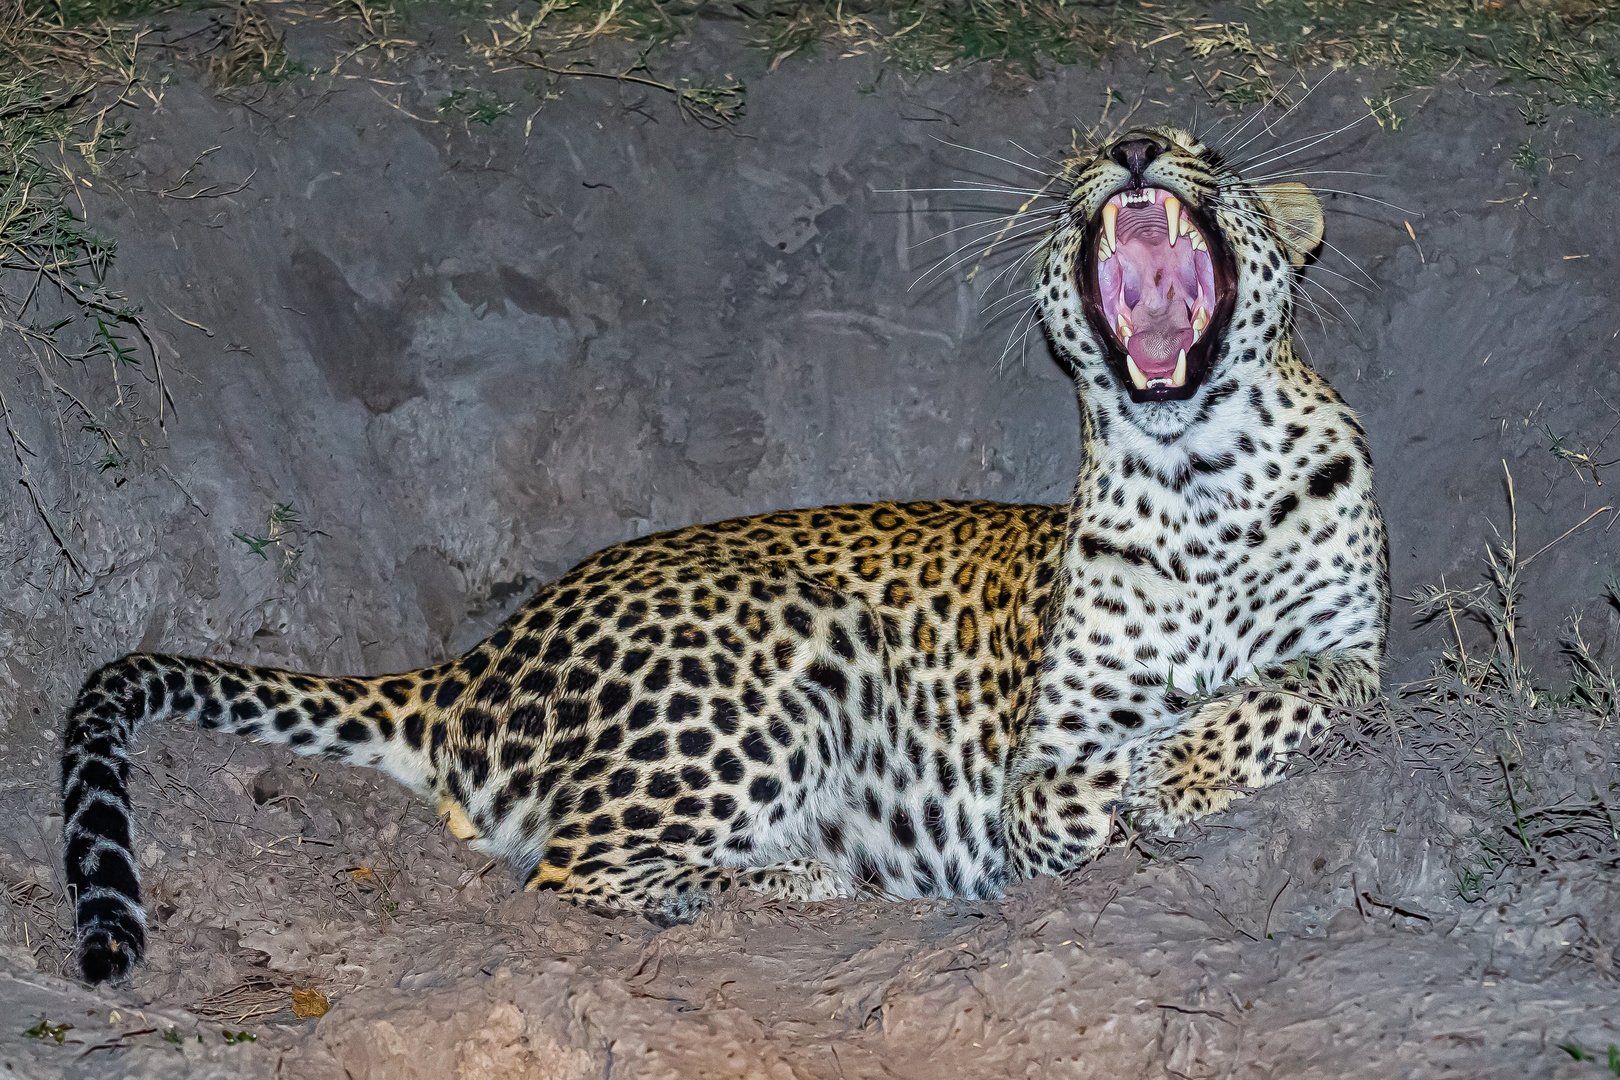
[[61, 126, 1388, 982]]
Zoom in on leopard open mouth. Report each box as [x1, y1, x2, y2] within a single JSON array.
[[1081, 186, 1237, 403]]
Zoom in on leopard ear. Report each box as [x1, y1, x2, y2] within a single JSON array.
[[1256, 182, 1323, 266]]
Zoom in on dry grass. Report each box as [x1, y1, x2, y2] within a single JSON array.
[[464, 0, 745, 126], [0, 0, 179, 575], [0, 876, 75, 977], [1149, 0, 1620, 111], [1370, 470, 1620, 906], [733, 0, 1620, 113], [19, 0, 1600, 132], [1406, 465, 1615, 712], [202, 0, 294, 86], [190, 973, 302, 1024]]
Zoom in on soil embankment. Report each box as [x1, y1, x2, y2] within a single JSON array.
[[0, 16, 1616, 1077]]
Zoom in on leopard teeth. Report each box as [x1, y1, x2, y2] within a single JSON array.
[[1126, 356, 1149, 390]]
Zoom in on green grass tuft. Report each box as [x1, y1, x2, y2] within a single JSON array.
[[440, 86, 516, 125]]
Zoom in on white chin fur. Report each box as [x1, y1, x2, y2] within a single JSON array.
[[1119, 393, 1202, 440]]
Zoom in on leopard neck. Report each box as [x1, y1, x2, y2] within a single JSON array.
[[1066, 337, 1296, 508]]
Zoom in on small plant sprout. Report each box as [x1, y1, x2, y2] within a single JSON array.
[[439, 88, 517, 127], [1365, 94, 1403, 131], [24, 1019, 72, 1044], [1559, 1042, 1620, 1076], [234, 501, 306, 581], [1512, 140, 1545, 176], [1544, 422, 1620, 486]]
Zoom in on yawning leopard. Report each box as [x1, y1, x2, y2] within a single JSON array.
[[61, 125, 1388, 983]]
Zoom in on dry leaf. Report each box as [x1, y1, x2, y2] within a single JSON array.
[[291, 987, 330, 1019]]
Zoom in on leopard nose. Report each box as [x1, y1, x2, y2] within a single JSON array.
[[1110, 138, 1162, 184]]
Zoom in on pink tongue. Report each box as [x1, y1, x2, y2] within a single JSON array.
[[1126, 308, 1190, 374]]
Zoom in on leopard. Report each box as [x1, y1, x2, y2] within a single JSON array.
[[60, 125, 1389, 984]]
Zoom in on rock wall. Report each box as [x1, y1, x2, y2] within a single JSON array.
[[4, 31, 1618, 740]]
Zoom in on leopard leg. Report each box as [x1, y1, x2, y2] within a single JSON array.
[[531, 856, 852, 921], [726, 857, 853, 902], [1134, 647, 1381, 829], [1002, 751, 1129, 880]]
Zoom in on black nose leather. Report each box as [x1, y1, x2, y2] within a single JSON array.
[[1110, 138, 1162, 184]]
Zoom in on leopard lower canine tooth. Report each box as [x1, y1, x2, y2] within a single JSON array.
[[1172, 349, 1187, 387], [1126, 356, 1149, 390]]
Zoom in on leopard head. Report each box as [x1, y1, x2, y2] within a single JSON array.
[[1038, 126, 1324, 434]]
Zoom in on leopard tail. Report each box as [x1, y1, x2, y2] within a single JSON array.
[[60, 652, 442, 982]]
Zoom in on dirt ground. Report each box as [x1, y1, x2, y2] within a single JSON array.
[[0, 8, 1617, 1078]]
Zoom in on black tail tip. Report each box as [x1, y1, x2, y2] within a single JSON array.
[[78, 928, 140, 984]]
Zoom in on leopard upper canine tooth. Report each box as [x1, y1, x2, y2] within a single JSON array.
[[1103, 202, 1118, 251], [1164, 196, 1181, 246], [1126, 356, 1149, 390], [1172, 349, 1187, 387]]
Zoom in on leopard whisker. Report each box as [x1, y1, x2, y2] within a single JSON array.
[[1236, 111, 1379, 174], [1295, 260, 1376, 296], [1291, 277, 1351, 330], [1222, 71, 1334, 158], [879, 184, 1062, 199], [1005, 138, 1070, 173], [1229, 179, 1414, 217], [1216, 201, 1376, 287], [911, 221, 1063, 293], [1234, 169, 1385, 181], [930, 137, 1056, 178], [908, 209, 1063, 251], [982, 285, 1039, 318], [996, 298, 1046, 374]]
